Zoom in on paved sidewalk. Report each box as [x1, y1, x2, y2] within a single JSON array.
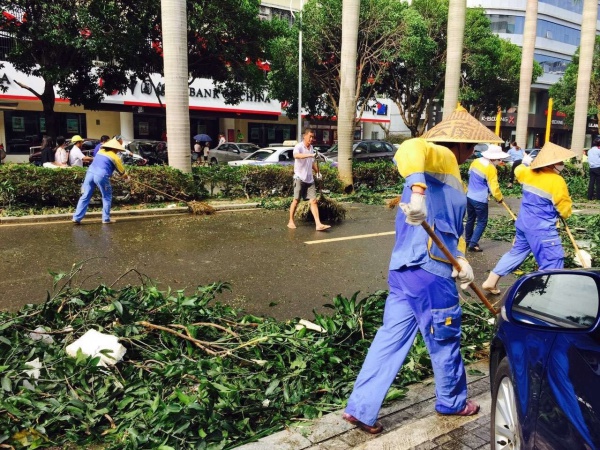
[[237, 359, 491, 450]]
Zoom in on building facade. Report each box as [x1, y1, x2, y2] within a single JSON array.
[[468, 0, 600, 148]]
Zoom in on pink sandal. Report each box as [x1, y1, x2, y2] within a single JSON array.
[[438, 399, 480, 416]]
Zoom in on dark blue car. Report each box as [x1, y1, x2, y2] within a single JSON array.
[[490, 269, 600, 450]]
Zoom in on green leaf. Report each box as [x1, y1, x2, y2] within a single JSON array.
[[113, 300, 123, 315], [1, 376, 12, 392]]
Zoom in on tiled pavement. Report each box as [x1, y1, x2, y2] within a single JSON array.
[[237, 359, 492, 450]]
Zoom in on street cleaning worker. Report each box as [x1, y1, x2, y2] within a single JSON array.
[[464, 144, 508, 252], [343, 105, 503, 434], [482, 142, 575, 295], [72, 138, 129, 224]]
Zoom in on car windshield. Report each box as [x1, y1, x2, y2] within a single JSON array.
[[238, 144, 257, 152], [247, 150, 274, 161]]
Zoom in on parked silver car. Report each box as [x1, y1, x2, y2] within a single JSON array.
[[208, 142, 260, 165]]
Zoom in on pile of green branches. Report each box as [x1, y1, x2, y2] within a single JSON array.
[[0, 266, 493, 449]]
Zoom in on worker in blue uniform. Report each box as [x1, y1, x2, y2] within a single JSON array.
[[343, 105, 503, 434], [482, 142, 575, 295], [465, 145, 508, 252], [72, 138, 130, 224]]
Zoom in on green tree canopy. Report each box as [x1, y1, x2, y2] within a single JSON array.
[[0, 0, 285, 137], [549, 35, 600, 126], [268, 0, 407, 120]]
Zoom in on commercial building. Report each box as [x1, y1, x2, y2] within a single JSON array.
[[467, 0, 600, 148]]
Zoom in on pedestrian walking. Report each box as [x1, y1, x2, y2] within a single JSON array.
[[482, 142, 575, 295], [465, 145, 508, 252], [236, 129, 244, 142], [72, 138, 129, 225], [587, 138, 600, 200], [343, 105, 502, 434], [218, 133, 226, 146], [506, 141, 524, 188], [203, 141, 210, 164], [192, 140, 202, 164], [287, 128, 331, 231]]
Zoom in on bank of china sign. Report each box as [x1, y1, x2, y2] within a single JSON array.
[[102, 75, 280, 116]]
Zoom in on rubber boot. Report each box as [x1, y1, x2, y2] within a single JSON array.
[[482, 272, 502, 295]]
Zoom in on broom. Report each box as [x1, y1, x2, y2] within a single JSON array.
[[131, 179, 215, 215], [295, 152, 346, 223], [561, 218, 592, 268]]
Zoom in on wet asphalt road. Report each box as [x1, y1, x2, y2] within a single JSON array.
[[1, 204, 399, 320], [0, 202, 523, 320]]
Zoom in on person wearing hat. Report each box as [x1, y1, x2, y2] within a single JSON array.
[[342, 105, 502, 434], [482, 142, 575, 295], [69, 135, 94, 167], [464, 144, 508, 252], [72, 138, 130, 224]]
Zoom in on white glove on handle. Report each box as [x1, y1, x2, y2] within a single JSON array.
[[314, 172, 322, 180], [399, 193, 426, 225], [451, 257, 474, 290], [522, 154, 533, 166]]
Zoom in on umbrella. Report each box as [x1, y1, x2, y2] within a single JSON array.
[[194, 134, 212, 142]]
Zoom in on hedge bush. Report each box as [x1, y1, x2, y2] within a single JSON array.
[[0, 157, 592, 211]]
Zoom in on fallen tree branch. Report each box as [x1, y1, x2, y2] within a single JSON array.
[[137, 321, 221, 356]]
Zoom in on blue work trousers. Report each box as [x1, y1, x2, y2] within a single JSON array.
[[492, 227, 564, 276], [73, 171, 113, 223], [465, 198, 488, 248], [345, 267, 467, 426]]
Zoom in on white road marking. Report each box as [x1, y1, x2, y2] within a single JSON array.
[[304, 231, 395, 245]]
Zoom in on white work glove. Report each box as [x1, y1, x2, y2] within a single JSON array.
[[451, 257, 474, 290], [314, 172, 322, 180], [522, 154, 533, 166], [399, 193, 427, 225]]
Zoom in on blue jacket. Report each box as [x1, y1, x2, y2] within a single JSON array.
[[515, 165, 572, 232], [390, 138, 467, 278]]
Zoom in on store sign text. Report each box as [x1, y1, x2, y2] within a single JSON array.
[[132, 80, 271, 104]]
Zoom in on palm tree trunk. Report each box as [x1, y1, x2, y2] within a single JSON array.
[[442, 0, 466, 119], [161, 0, 191, 172], [570, 0, 598, 156], [516, 0, 537, 149], [337, 0, 359, 191]]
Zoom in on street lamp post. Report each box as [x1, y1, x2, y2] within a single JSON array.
[[297, 0, 304, 142]]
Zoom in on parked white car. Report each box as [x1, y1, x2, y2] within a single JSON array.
[[228, 147, 295, 167]]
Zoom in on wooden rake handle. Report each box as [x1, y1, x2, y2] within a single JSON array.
[[561, 218, 589, 268], [500, 200, 517, 221], [420, 221, 499, 315]]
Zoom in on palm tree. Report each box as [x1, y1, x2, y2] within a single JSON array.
[[515, 0, 537, 149], [337, 0, 360, 190], [442, 0, 466, 119], [161, 0, 191, 172], [570, 0, 598, 156]]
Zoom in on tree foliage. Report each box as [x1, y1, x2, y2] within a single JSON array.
[[549, 35, 600, 126], [268, 0, 407, 120], [0, 0, 285, 138]]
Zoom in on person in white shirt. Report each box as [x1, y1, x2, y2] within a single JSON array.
[[218, 133, 226, 146], [68, 135, 93, 167], [48, 136, 69, 168], [287, 128, 331, 231]]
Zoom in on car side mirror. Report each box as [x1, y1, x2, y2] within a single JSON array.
[[506, 272, 600, 330], [354, 148, 362, 154], [233, 149, 240, 154]]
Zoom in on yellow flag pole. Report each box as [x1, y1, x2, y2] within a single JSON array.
[[545, 98, 553, 143], [495, 107, 502, 136]]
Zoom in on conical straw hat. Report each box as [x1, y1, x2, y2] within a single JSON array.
[[423, 104, 503, 144], [530, 142, 575, 169]]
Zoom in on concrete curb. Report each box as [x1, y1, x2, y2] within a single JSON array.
[[236, 359, 490, 450], [0, 202, 260, 225]]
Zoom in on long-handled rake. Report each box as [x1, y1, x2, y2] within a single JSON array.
[[131, 179, 215, 215], [421, 221, 499, 315], [561, 218, 592, 268]]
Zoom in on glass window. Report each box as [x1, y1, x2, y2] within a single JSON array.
[[248, 150, 273, 161], [488, 15, 524, 34], [513, 274, 599, 329], [537, 20, 580, 46], [534, 53, 570, 76]]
